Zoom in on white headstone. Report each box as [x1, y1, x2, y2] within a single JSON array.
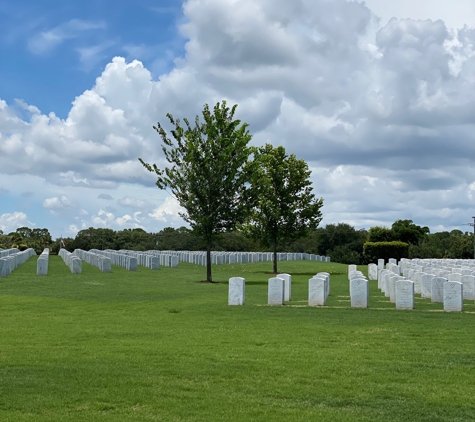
[[421, 274, 434, 298], [396, 280, 414, 310], [461, 275, 475, 300], [431, 277, 446, 303], [228, 277, 245, 305], [443, 281, 463, 312], [277, 273, 291, 301], [268, 277, 284, 305], [350, 278, 368, 308], [368, 264, 378, 280], [308, 277, 326, 306]]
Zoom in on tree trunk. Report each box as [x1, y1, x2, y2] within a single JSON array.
[[273, 241, 278, 274], [206, 242, 212, 282]]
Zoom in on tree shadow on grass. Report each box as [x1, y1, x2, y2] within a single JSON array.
[[252, 271, 346, 276]]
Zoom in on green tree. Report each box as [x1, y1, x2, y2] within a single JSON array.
[[242, 144, 323, 273], [367, 226, 394, 243], [315, 224, 367, 264], [391, 219, 429, 245], [73, 227, 116, 251], [140, 101, 253, 282]]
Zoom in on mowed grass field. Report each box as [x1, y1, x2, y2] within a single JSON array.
[[1, 257, 475, 421]]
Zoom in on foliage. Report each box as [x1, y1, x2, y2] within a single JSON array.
[[328, 244, 361, 265], [242, 144, 323, 273], [140, 101, 253, 281], [410, 230, 474, 259], [2, 227, 52, 254], [73, 227, 118, 251], [367, 226, 394, 243], [363, 241, 409, 263], [391, 219, 429, 245], [314, 223, 367, 264]]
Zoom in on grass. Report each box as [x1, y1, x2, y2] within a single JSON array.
[[1, 256, 475, 421]]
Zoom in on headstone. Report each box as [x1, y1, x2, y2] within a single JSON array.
[[277, 273, 291, 301], [228, 277, 245, 305], [268, 277, 284, 305], [461, 275, 475, 300], [350, 278, 368, 308], [368, 264, 378, 280], [396, 280, 414, 310], [443, 281, 463, 312], [431, 277, 446, 303], [308, 277, 327, 306], [421, 274, 434, 298], [389, 275, 399, 303]]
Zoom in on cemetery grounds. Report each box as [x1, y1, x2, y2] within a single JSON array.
[[1, 256, 475, 421]]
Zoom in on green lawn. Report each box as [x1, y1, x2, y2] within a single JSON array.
[[1, 256, 475, 421]]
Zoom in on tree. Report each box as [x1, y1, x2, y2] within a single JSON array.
[[139, 101, 253, 282], [391, 219, 429, 245], [315, 223, 367, 264], [367, 226, 394, 242], [242, 144, 323, 273]]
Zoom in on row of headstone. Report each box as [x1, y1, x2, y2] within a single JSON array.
[[375, 259, 466, 311], [90, 250, 137, 271], [0, 248, 36, 278], [37, 248, 49, 276], [73, 249, 111, 273], [146, 250, 330, 266], [126, 250, 174, 268], [59, 248, 82, 274], [0, 248, 21, 258], [229, 273, 331, 306]]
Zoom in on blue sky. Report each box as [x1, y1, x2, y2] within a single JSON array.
[[0, 0, 184, 117], [2, 0, 475, 239]]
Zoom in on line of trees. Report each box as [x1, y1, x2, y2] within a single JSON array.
[[1, 222, 473, 265]]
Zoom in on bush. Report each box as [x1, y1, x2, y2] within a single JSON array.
[[363, 241, 409, 263]]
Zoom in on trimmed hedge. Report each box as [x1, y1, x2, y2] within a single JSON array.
[[363, 241, 409, 263]]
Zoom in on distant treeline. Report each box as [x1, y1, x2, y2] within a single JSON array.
[[0, 219, 473, 264]]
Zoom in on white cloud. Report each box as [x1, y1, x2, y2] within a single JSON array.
[[43, 195, 74, 209], [28, 19, 106, 54], [2, 0, 475, 235], [149, 197, 183, 222], [67, 224, 80, 236], [117, 196, 150, 208], [0, 212, 34, 233], [91, 209, 115, 226]]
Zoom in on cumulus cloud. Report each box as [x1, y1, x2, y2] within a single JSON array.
[[43, 195, 74, 209], [149, 197, 183, 222], [0, 212, 34, 233], [2, 0, 475, 234], [91, 209, 115, 226]]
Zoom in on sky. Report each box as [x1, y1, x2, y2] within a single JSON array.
[[1, 0, 475, 239]]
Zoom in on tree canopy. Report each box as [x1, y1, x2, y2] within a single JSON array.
[[242, 144, 323, 273], [139, 101, 253, 281]]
